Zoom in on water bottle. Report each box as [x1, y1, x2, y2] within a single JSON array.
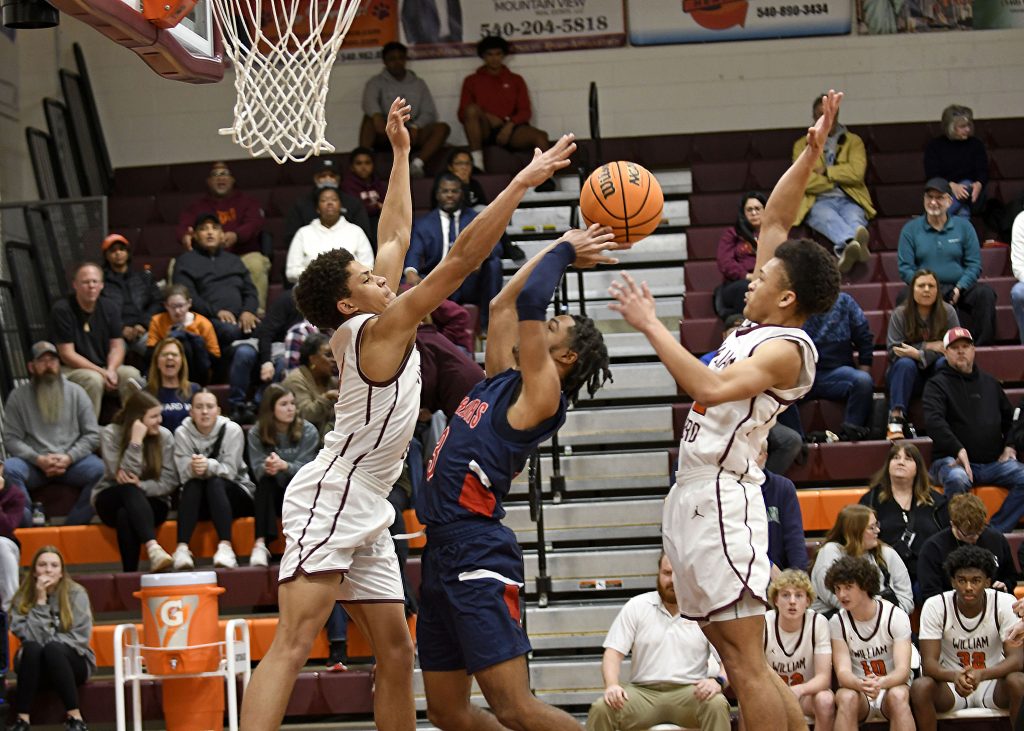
[[31, 502, 45, 527]]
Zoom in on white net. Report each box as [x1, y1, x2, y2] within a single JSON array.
[[208, 0, 361, 163]]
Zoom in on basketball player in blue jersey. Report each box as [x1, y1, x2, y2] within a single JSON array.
[[607, 91, 845, 731], [240, 97, 579, 731], [414, 226, 619, 731]]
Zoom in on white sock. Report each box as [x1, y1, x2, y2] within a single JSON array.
[[471, 150, 485, 171]]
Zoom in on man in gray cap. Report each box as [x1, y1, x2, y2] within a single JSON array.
[[283, 159, 372, 249], [1, 342, 103, 525], [897, 177, 996, 344]]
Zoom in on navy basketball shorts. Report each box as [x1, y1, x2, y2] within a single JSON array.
[[417, 521, 531, 674]]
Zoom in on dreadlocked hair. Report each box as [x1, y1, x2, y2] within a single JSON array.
[[563, 314, 612, 406]]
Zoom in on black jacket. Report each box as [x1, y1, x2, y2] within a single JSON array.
[[256, 289, 302, 364], [923, 363, 1013, 463], [101, 264, 162, 327], [859, 487, 949, 580], [172, 247, 259, 318], [918, 527, 1017, 601]]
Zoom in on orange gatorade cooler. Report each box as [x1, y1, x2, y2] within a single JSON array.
[[134, 571, 226, 731]]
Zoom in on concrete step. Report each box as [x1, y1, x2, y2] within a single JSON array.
[[525, 600, 625, 651], [544, 405, 674, 446], [509, 449, 671, 496], [600, 331, 658, 359], [505, 497, 664, 544], [500, 265, 683, 303], [595, 363, 677, 401], [578, 297, 681, 334], [522, 546, 662, 594], [505, 231, 688, 270]]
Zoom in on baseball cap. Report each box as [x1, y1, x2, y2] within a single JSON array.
[[924, 177, 951, 196], [943, 326, 973, 348], [102, 233, 130, 252], [30, 341, 59, 360], [314, 159, 340, 188], [193, 212, 222, 229]]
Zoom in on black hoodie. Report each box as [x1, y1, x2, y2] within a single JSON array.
[[923, 362, 1013, 463]]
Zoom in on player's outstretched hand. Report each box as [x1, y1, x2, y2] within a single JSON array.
[[608, 271, 658, 332], [514, 134, 576, 189], [386, 97, 413, 151], [806, 89, 843, 155], [562, 224, 620, 269]]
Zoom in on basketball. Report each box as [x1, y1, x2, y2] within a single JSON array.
[[579, 161, 664, 245]]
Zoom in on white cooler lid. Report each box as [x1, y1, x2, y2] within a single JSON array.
[[140, 571, 218, 588]]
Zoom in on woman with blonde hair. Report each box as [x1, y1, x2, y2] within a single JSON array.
[[924, 104, 989, 218], [859, 441, 948, 587], [145, 337, 200, 432], [9, 546, 95, 731], [94, 389, 178, 572], [810, 504, 913, 616]]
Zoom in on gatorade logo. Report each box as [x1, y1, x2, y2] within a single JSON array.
[[149, 595, 200, 648], [160, 599, 184, 627], [682, 0, 749, 30]]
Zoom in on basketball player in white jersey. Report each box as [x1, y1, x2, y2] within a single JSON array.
[[826, 555, 913, 731], [762, 570, 834, 731], [607, 90, 844, 731], [912, 545, 1024, 729], [240, 98, 578, 731]]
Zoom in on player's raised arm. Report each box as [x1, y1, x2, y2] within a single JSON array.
[[755, 89, 843, 275], [374, 97, 414, 292]]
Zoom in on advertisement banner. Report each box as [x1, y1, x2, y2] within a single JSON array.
[[857, 0, 1024, 34], [340, 0, 626, 61], [628, 0, 852, 45]]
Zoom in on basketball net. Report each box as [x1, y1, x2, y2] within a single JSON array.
[[208, 0, 361, 163]]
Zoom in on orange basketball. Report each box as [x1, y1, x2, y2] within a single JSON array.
[[579, 161, 664, 245]]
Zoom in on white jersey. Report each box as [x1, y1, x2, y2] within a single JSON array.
[[322, 313, 421, 488], [830, 599, 912, 681], [919, 588, 1016, 673], [678, 323, 817, 484], [764, 609, 831, 687]]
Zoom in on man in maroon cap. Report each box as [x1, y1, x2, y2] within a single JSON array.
[[99, 233, 162, 361]]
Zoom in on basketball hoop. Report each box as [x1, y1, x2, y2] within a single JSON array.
[[208, 0, 361, 163]]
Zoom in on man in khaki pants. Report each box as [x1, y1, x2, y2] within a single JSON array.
[[587, 553, 732, 731]]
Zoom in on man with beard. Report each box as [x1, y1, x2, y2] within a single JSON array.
[[1, 342, 103, 526], [587, 553, 732, 731], [49, 262, 143, 417], [405, 173, 502, 331]]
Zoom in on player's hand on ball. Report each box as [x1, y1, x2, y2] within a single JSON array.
[[608, 272, 658, 331], [514, 133, 575, 188], [386, 97, 413, 151], [563, 224, 620, 269]]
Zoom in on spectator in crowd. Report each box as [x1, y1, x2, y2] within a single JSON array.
[[284, 159, 372, 247], [756, 446, 809, 574], [175, 161, 269, 311], [859, 441, 948, 590], [282, 333, 338, 437], [586, 553, 731, 731], [1010, 211, 1024, 344], [924, 326, 1024, 531], [792, 94, 874, 274], [714, 192, 764, 320], [924, 105, 989, 218], [2, 342, 103, 527], [912, 545, 1024, 730], [172, 390, 254, 570], [360, 41, 449, 177], [810, 504, 914, 616], [173, 213, 260, 377], [458, 35, 549, 172], [324, 603, 351, 672], [898, 178, 996, 344], [0, 463, 25, 608], [826, 555, 913, 731], [405, 174, 502, 330], [50, 262, 143, 417], [246, 384, 319, 567], [800, 291, 875, 440], [94, 390, 176, 573], [144, 338, 201, 433], [9, 546, 95, 731], [99, 233, 161, 361], [146, 284, 219, 383], [283, 320, 317, 371], [341, 147, 387, 230], [886, 268, 957, 436], [444, 148, 525, 262], [917, 493, 1017, 602], [286, 187, 374, 284], [763, 570, 834, 731]]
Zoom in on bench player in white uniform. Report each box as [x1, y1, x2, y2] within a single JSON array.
[[608, 91, 844, 731], [763, 570, 834, 731], [240, 98, 579, 731], [826, 555, 913, 731], [911, 545, 1024, 729]]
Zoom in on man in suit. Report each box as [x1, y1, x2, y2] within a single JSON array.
[[404, 173, 502, 331]]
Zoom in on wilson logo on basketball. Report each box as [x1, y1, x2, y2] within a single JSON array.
[[579, 160, 665, 245], [598, 166, 616, 200]]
